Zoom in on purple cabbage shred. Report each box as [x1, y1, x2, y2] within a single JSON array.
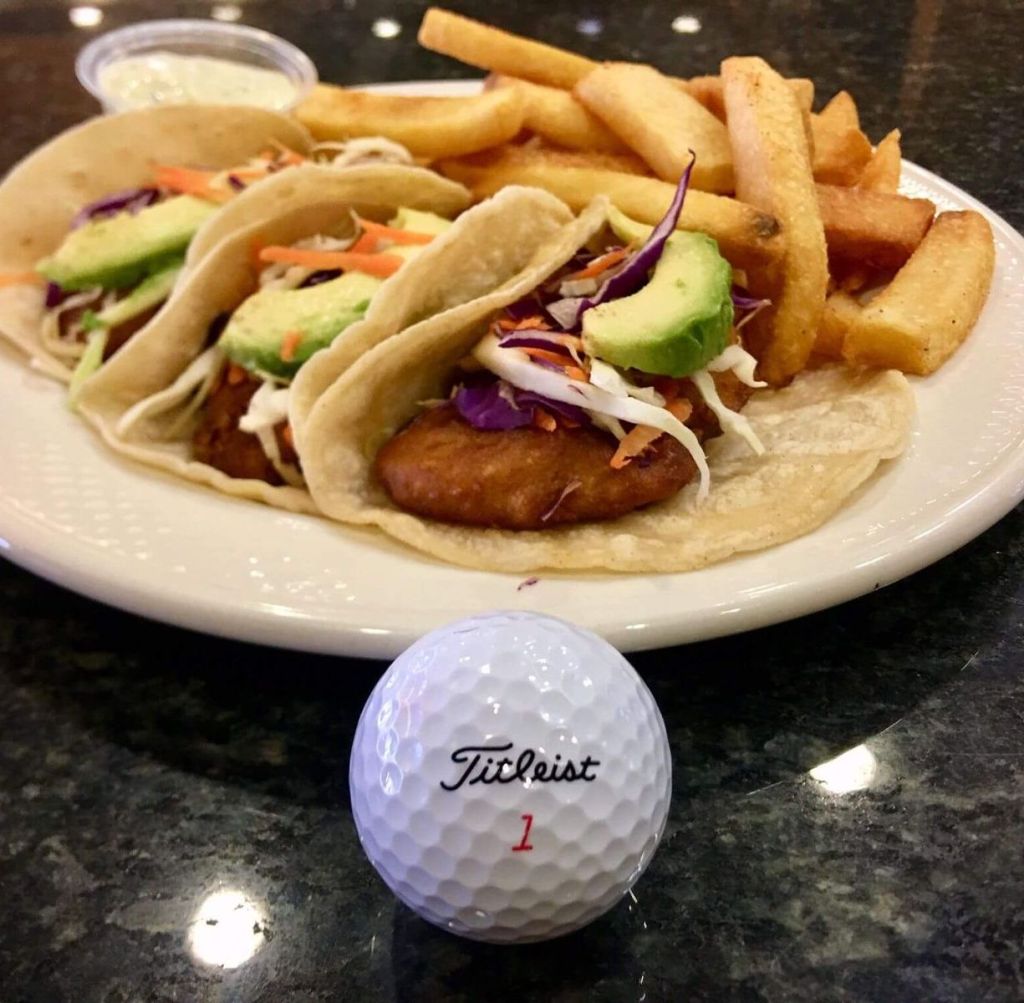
[[503, 293, 547, 322], [453, 382, 533, 430], [453, 379, 587, 431], [546, 151, 697, 330], [731, 289, 770, 311], [498, 330, 572, 352], [299, 269, 343, 288], [515, 390, 587, 424], [70, 187, 160, 230], [44, 281, 66, 308]]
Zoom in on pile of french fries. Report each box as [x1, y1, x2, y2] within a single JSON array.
[[296, 7, 996, 383]]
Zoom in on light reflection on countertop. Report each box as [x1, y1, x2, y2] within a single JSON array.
[[187, 887, 268, 970], [809, 744, 879, 795]]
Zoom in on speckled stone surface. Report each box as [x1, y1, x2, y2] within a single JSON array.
[[1, 1, 1024, 1000]]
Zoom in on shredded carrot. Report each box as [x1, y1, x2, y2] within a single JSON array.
[[226, 363, 247, 386], [349, 232, 379, 254], [228, 167, 272, 181], [153, 165, 230, 202], [249, 237, 267, 270], [667, 399, 694, 422], [497, 314, 550, 331], [519, 346, 588, 381], [258, 245, 404, 278], [0, 271, 44, 288], [610, 426, 659, 470], [562, 246, 631, 282], [154, 164, 214, 185], [356, 217, 434, 245], [532, 407, 557, 432], [609, 399, 693, 470], [280, 330, 303, 363], [281, 423, 294, 449]]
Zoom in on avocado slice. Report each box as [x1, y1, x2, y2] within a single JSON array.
[[604, 205, 656, 247], [67, 330, 108, 410], [39, 195, 216, 292], [219, 271, 383, 380], [93, 259, 182, 330], [387, 208, 452, 266], [219, 208, 451, 380], [389, 207, 452, 237], [582, 223, 734, 378]]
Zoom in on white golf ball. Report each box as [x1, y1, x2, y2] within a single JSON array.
[[349, 611, 671, 944]]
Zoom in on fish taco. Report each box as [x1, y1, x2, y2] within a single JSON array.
[[75, 176, 576, 513], [0, 104, 315, 384], [299, 166, 916, 571]]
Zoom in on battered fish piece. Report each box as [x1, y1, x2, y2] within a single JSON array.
[[193, 369, 298, 485], [376, 371, 754, 530], [375, 404, 686, 529]]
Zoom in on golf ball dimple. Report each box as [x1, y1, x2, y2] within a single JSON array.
[[349, 611, 672, 944]]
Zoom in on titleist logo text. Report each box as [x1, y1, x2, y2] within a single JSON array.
[[439, 742, 601, 792]]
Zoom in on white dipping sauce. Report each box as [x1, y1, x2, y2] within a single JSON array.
[[99, 51, 297, 110]]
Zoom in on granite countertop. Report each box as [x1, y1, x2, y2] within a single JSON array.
[[2, 1, 1023, 1000]]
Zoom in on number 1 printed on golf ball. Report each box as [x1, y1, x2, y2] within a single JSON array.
[[512, 813, 534, 852]]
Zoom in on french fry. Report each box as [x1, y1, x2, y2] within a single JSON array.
[[502, 141, 652, 176], [294, 84, 525, 159], [842, 211, 995, 375], [787, 77, 816, 117], [836, 265, 874, 293], [814, 290, 862, 359], [418, 7, 597, 89], [575, 63, 734, 193], [437, 148, 784, 273], [858, 129, 902, 193], [722, 56, 829, 385], [487, 75, 627, 153], [683, 75, 815, 121], [436, 142, 930, 275], [818, 184, 934, 269], [811, 91, 873, 185]]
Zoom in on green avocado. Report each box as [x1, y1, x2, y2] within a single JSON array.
[[38, 195, 216, 292], [582, 212, 734, 377], [604, 206, 655, 247], [386, 208, 452, 266], [389, 207, 452, 237], [93, 259, 182, 330], [218, 208, 451, 380], [219, 271, 383, 380]]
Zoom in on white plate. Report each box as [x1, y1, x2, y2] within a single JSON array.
[[2, 80, 1023, 659]]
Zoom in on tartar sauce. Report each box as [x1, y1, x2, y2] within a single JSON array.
[[99, 51, 296, 111]]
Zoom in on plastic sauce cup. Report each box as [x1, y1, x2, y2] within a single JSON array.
[[76, 19, 318, 113]]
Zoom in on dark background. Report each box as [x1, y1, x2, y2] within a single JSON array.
[[1, 2, 1023, 1000]]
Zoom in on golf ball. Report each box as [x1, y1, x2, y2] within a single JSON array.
[[349, 611, 671, 944]]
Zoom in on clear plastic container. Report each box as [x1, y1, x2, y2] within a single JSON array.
[[76, 19, 318, 113]]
